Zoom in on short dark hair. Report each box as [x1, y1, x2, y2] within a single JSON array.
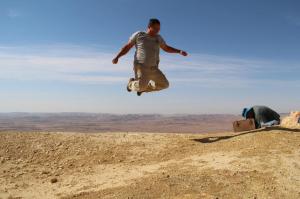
[[148, 18, 160, 27]]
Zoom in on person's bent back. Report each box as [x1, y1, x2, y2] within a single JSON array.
[[242, 105, 280, 128]]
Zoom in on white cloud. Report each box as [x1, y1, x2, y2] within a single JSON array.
[[7, 9, 21, 18], [0, 44, 132, 84], [0, 44, 299, 87]]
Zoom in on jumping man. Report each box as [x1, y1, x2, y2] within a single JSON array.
[[112, 18, 188, 96]]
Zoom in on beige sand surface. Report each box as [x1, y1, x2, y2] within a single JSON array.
[[0, 128, 299, 199]]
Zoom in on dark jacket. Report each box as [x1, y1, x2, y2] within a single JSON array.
[[247, 106, 280, 128]]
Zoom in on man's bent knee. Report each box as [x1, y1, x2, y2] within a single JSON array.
[[163, 80, 169, 89], [155, 79, 169, 91]]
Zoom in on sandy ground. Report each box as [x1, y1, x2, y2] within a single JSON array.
[[0, 127, 299, 199]]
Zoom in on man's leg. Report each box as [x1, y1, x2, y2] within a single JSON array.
[[128, 63, 152, 92], [150, 68, 169, 91]]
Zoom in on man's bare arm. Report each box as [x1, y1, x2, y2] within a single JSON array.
[[112, 42, 134, 64], [160, 43, 188, 56]]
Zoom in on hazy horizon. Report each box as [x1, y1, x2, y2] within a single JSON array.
[[0, 112, 241, 115]]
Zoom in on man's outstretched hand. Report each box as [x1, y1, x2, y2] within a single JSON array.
[[112, 57, 119, 64], [180, 50, 188, 56]]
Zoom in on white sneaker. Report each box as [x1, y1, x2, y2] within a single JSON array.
[[148, 80, 156, 89], [127, 78, 135, 92], [129, 80, 140, 91]]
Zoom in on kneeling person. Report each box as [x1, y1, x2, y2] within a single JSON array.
[[242, 105, 280, 129]]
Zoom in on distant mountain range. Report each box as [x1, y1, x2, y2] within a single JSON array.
[[0, 113, 244, 133]]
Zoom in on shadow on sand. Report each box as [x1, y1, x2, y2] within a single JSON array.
[[192, 126, 300, 144]]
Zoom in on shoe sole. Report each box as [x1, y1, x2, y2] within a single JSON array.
[[137, 92, 143, 96], [127, 78, 135, 92]]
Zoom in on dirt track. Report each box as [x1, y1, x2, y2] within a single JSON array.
[[0, 128, 299, 199]]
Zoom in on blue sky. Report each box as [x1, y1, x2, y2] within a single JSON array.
[[0, 0, 299, 114]]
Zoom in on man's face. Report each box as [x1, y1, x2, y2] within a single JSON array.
[[148, 24, 160, 35]]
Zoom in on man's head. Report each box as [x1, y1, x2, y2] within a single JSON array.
[[242, 108, 254, 118], [147, 18, 160, 35]]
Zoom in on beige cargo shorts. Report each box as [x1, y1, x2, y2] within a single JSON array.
[[129, 62, 169, 92]]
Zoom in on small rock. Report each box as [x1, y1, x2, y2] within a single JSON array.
[[50, 178, 58, 183], [41, 171, 50, 175]]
